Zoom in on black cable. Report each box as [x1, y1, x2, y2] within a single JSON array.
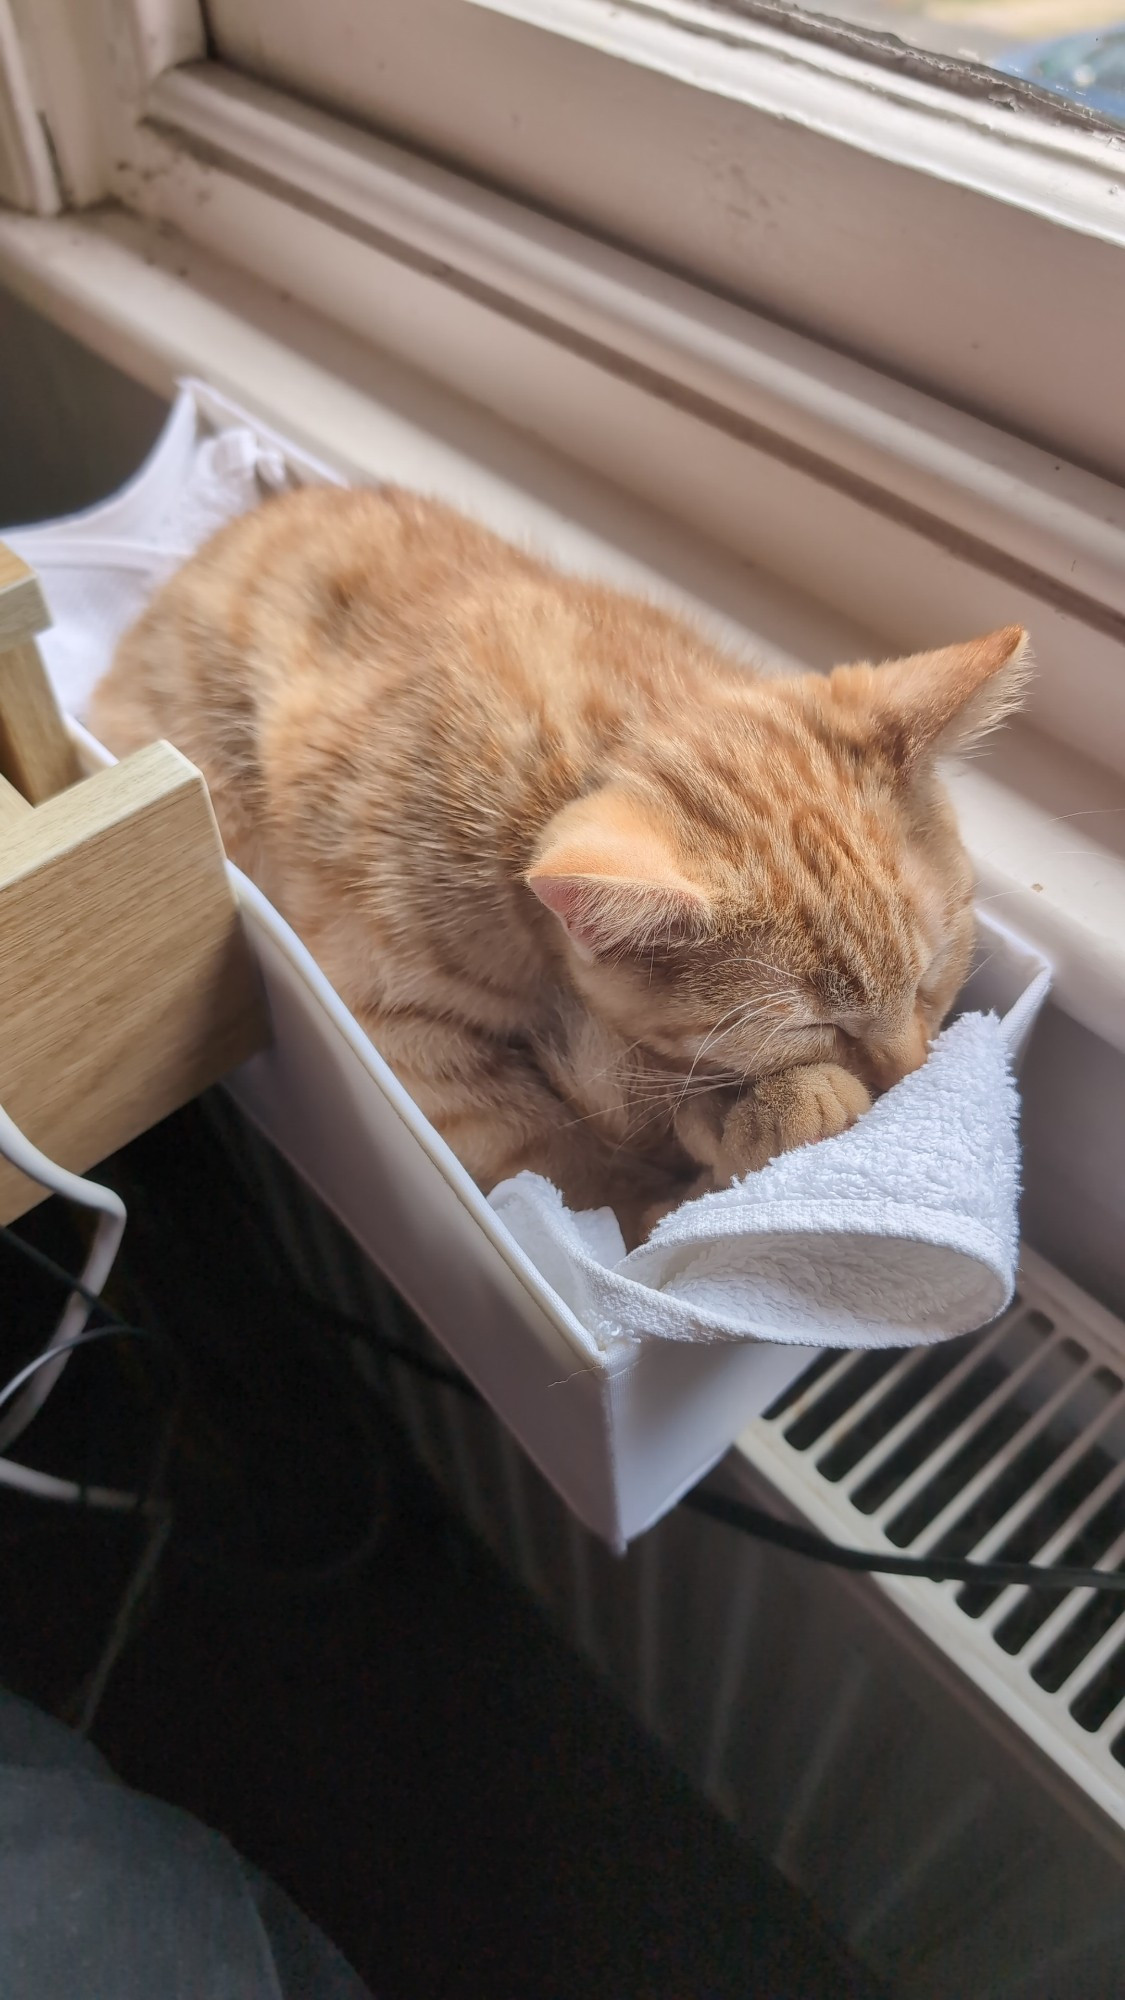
[[0, 1316, 184, 1420], [136, 1130, 489, 1404], [267, 1277, 1125, 1596], [0, 1224, 387, 1590], [261, 1280, 487, 1398], [681, 1487, 1125, 1594], [0, 1288, 183, 1732], [0, 1225, 162, 1328], [8, 1222, 1125, 1597]]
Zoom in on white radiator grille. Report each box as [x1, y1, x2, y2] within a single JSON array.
[[749, 1255, 1125, 1822], [207, 1095, 1125, 1999]]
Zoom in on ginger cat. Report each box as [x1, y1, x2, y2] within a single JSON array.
[[90, 485, 1028, 1244]]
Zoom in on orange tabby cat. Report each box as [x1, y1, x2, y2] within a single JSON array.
[[90, 485, 1028, 1244]]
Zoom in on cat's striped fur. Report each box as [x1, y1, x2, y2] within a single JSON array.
[[91, 484, 1028, 1244]]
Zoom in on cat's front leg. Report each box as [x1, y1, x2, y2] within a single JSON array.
[[687, 1064, 872, 1187], [672, 1090, 736, 1176], [365, 1007, 685, 1236], [630, 1090, 734, 1233]]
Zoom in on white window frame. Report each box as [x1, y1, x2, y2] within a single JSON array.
[[6, 0, 1125, 465], [1, 0, 1125, 1049], [199, 0, 1125, 477]]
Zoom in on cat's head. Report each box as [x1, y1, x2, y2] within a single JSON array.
[[526, 626, 1028, 1098]]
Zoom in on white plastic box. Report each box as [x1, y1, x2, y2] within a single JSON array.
[[13, 382, 1052, 1547]]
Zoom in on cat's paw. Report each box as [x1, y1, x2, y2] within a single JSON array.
[[716, 1063, 871, 1182]]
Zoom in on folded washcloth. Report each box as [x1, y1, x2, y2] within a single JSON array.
[[490, 1000, 1042, 1350]]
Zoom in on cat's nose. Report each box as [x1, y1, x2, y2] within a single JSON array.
[[864, 1014, 929, 1094]]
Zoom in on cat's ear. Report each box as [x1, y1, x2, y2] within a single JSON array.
[[527, 790, 711, 961], [828, 626, 1030, 770]]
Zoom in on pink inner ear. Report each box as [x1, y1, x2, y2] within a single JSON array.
[[528, 874, 606, 955], [527, 785, 712, 956], [528, 870, 710, 959]]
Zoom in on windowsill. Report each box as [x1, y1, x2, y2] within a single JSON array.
[[2, 200, 1124, 1054]]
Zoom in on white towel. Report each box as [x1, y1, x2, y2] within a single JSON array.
[[490, 1003, 1041, 1349]]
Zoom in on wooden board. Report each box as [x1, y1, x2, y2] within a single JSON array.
[[0, 773, 31, 825], [0, 740, 269, 1223], [0, 545, 49, 650], [0, 637, 82, 803]]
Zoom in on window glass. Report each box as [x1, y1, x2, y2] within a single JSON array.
[[737, 0, 1125, 126]]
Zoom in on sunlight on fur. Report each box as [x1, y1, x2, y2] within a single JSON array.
[[90, 486, 1029, 1247]]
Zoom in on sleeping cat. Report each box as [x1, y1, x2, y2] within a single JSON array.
[[90, 484, 1028, 1245]]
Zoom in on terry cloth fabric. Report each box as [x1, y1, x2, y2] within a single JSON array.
[[490, 1006, 1033, 1348]]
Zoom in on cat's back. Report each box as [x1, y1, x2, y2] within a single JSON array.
[[94, 482, 587, 742], [97, 483, 507, 703], [92, 480, 751, 832]]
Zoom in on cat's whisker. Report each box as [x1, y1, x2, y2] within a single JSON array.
[[619, 1075, 742, 1139], [728, 955, 795, 983], [706, 998, 789, 1041], [624, 1076, 741, 1109], [698, 1000, 791, 1064], [670, 993, 797, 1115], [673, 1001, 762, 1111], [569, 1038, 650, 1092], [555, 1067, 745, 1138], [752, 1017, 794, 1066], [628, 1080, 742, 1108]]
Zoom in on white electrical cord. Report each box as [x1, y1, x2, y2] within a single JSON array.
[[0, 1312, 173, 1732], [0, 1329, 160, 1512], [0, 1101, 126, 1459], [0, 1456, 148, 1511]]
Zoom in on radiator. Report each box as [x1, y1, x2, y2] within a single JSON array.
[[211, 1093, 1125, 1999]]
